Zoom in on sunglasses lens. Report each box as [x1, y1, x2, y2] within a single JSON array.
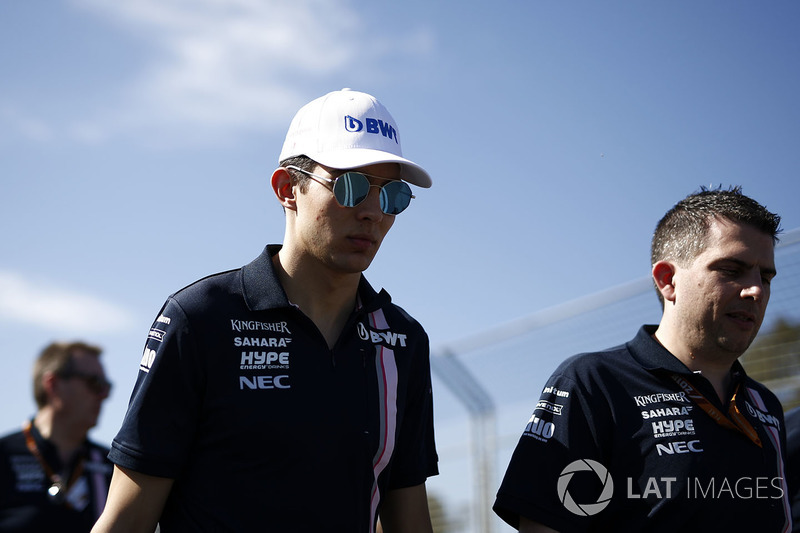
[[332, 172, 412, 214], [380, 181, 413, 215], [91, 377, 111, 394], [333, 173, 371, 208]]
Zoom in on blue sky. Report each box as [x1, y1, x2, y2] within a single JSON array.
[[2, 0, 800, 525]]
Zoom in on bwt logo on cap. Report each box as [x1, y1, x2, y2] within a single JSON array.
[[344, 115, 399, 144]]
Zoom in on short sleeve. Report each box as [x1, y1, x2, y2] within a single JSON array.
[[493, 366, 608, 532], [386, 332, 439, 489], [108, 298, 205, 478]]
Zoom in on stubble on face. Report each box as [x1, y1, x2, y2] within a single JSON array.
[[292, 163, 399, 276], [671, 218, 775, 362]]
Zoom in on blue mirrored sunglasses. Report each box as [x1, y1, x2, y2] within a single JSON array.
[[286, 165, 415, 215]]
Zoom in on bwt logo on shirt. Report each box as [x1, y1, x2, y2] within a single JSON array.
[[344, 115, 399, 144], [357, 322, 408, 347], [745, 401, 781, 430]]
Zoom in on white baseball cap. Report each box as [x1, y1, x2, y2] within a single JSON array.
[[278, 88, 432, 188]]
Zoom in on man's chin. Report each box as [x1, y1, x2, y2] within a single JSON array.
[[336, 252, 379, 273]]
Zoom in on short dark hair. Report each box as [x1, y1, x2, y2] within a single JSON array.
[[33, 341, 102, 408], [279, 155, 317, 193], [650, 185, 781, 305]]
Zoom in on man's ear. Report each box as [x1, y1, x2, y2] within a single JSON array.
[[271, 168, 297, 211], [41, 370, 59, 404], [652, 260, 678, 303]]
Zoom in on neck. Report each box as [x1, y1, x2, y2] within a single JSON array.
[[33, 408, 85, 464], [686, 361, 733, 405], [653, 327, 734, 404], [273, 251, 360, 349]]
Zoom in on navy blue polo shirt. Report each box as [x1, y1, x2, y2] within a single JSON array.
[[109, 245, 438, 532], [0, 424, 112, 532], [494, 325, 791, 532], [784, 406, 800, 531]]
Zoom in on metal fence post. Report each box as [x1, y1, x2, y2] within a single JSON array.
[[431, 351, 496, 533]]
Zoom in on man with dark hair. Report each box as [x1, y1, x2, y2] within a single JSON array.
[[494, 187, 790, 532], [93, 89, 438, 533], [0, 341, 114, 532]]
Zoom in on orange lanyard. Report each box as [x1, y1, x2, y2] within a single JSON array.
[[670, 374, 762, 448], [22, 422, 85, 505]]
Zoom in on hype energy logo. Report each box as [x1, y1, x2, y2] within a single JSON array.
[[344, 115, 399, 144], [558, 460, 614, 516]]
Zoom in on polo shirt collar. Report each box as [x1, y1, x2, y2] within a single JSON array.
[[628, 324, 748, 382], [626, 325, 686, 374], [241, 245, 391, 312]]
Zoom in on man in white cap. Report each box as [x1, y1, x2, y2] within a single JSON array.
[[92, 89, 438, 533]]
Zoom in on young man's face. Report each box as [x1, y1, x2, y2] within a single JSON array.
[[291, 162, 400, 275], [670, 217, 777, 360]]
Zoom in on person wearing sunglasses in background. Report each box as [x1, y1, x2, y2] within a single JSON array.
[[92, 89, 438, 533], [0, 341, 114, 532]]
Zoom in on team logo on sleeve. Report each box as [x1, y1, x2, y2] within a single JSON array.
[[141, 314, 171, 372], [146, 314, 171, 344], [523, 413, 555, 442], [140, 347, 156, 373], [148, 328, 166, 343], [542, 385, 570, 398], [536, 400, 564, 416]]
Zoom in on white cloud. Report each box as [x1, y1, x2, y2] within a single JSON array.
[[65, 0, 435, 141], [0, 106, 55, 143], [0, 271, 135, 334]]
